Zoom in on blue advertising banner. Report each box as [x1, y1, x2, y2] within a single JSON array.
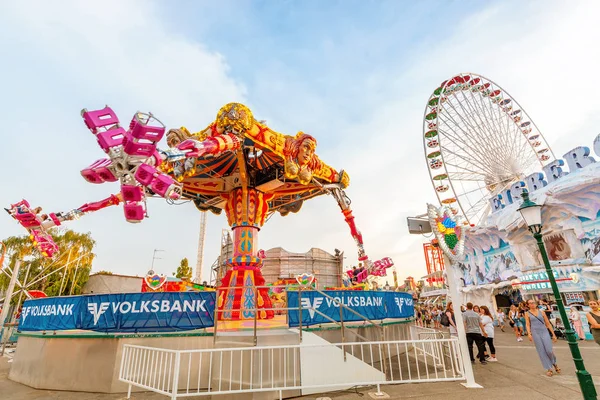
[[287, 290, 414, 327], [19, 291, 216, 333], [287, 290, 385, 327], [20, 296, 82, 331], [384, 292, 414, 319]]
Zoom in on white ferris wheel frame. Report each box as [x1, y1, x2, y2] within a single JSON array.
[[422, 72, 556, 226]]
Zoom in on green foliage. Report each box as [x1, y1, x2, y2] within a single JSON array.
[[95, 270, 113, 275], [174, 257, 192, 280], [0, 229, 96, 301]]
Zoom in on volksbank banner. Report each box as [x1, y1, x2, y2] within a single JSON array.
[[20, 292, 216, 333], [287, 290, 414, 327]]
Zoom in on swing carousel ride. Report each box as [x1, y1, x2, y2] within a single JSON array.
[[6, 103, 393, 320], [423, 73, 556, 226]]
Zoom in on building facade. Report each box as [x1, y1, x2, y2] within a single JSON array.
[[82, 273, 143, 294], [261, 247, 344, 290], [458, 162, 600, 312]]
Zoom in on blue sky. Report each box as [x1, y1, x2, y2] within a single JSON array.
[[1, 0, 599, 283]]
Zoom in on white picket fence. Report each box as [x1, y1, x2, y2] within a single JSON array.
[[119, 336, 465, 399]]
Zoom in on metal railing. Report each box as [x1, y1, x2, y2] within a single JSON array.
[[120, 337, 464, 399], [0, 322, 19, 356], [410, 325, 459, 371]]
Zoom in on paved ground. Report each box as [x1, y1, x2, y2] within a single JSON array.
[[2, 329, 600, 399]]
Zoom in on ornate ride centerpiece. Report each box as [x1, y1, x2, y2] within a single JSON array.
[[159, 103, 351, 321]]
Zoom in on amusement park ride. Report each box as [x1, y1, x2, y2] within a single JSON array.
[[5, 103, 393, 320]]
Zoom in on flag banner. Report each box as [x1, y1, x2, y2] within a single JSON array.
[[289, 290, 392, 327], [287, 290, 415, 327], [19, 291, 216, 333], [19, 296, 82, 331], [384, 292, 414, 319]]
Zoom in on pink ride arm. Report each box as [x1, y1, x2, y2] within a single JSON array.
[[6, 194, 123, 257], [177, 133, 241, 158], [323, 185, 394, 283], [77, 194, 122, 213]]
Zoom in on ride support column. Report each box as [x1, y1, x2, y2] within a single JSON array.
[[217, 188, 274, 320]]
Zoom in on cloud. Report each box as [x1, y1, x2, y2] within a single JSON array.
[[0, 0, 246, 278]]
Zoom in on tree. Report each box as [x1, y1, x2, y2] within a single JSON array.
[[0, 229, 96, 300], [174, 257, 192, 280]]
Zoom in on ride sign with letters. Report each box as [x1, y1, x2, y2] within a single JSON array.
[[490, 134, 600, 212]]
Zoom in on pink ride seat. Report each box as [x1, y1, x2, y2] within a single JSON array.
[[122, 135, 157, 157], [121, 185, 144, 202], [81, 169, 103, 184], [129, 118, 165, 142], [81, 106, 120, 133], [96, 127, 126, 152], [81, 159, 116, 183], [150, 174, 177, 198], [134, 164, 157, 186], [14, 213, 41, 228], [123, 202, 145, 222], [11, 200, 31, 209]]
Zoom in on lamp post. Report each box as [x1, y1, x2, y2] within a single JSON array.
[[517, 191, 597, 399]]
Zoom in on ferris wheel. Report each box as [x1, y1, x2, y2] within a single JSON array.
[[423, 73, 555, 226]]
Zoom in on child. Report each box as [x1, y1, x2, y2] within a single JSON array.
[[497, 308, 506, 332]]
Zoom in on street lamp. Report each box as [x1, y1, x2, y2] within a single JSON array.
[[518, 191, 597, 399]]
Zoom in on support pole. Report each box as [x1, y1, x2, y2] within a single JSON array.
[[339, 303, 346, 361], [0, 259, 21, 356], [253, 286, 258, 346], [298, 287, 303, 342], [69, 259, 81, 296], [59, 248, 74, 296], [444, 255, 481, 389], [14, 262, 31, 319]]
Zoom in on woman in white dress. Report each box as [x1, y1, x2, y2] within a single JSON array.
[[569, 306, 585, 340], [480, 306, 497, 361]]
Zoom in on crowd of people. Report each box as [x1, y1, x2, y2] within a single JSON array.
[[414, 298, 600, 376]]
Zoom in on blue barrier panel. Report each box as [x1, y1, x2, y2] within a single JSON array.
[[384, 292, 414, 319], [287, 290, 387, 327], [19, 291, 216, 332], [20, 296, 82, 331]]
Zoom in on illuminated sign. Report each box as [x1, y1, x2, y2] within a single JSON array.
[[490, 134, 600, 212], [564, 292, 585, 305]]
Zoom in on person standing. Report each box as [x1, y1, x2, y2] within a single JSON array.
[[464, 302, 488, 364], [497, 308, 506, 332], [585, 300, 600, 345], [446, 302, 458, 336], [416, 307, 423, 327], [508, 305, 523, 342], [541, 298, 553, 321], [525, 299, 559, 376], [432, 307, 440, 329], [481, 306, 497, 361], [569, 306, 585, 340], [518, 301, 529, 336]]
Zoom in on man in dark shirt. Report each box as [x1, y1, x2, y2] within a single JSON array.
[[463, 302, 488, 364]]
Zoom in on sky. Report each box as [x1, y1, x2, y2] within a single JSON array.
[[1, 0, 599, 285]]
